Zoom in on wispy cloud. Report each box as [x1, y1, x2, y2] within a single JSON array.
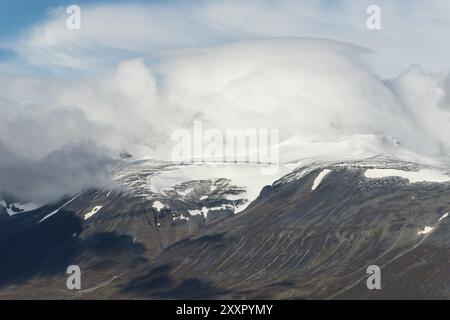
[[3, 0, 450, 76], [0, 1, 450, 203]]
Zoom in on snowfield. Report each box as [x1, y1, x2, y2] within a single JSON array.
[[152, 201, 166, 212], [149, 163, 294, 213], [0, 201, 42, 216], [418, 226, 434, 235], [311, 169, 332, 191], [364, 168, 450, 183], [84, 206, 103, 220]]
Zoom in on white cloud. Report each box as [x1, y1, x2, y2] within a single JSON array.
[[1, 1, 450, 202], [3, 0, 450, 76], [2, 38, 449, 166], [159, 39, 447, 161]]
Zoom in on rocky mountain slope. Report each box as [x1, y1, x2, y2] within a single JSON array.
[[0, 156, 449, 299]]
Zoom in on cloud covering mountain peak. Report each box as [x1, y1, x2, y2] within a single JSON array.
[[1, 38, 449, 202]]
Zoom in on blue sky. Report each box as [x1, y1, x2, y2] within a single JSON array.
[[0, 1, 89, 38], [0, 0, 449, 77], [0, 0, 136, 59], [0, 0, 338, 35], [0, 0, 183, 37], [0, 0, 77, 61]]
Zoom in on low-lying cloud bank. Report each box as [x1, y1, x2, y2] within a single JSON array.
[[1, 38, 449, 203], [0, 143, 114, 204]]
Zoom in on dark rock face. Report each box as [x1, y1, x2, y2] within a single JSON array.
[[0, 159, 249, 298], [0, 158, 449, 299], [117, 164, 450, 299], [0, 206, 8, 221]]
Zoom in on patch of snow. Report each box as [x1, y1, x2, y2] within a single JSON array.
[[149, 163, 292, 213], [311, 169, 332, 191], [279, 134, 439, 166], [226, 194, 243, 201], [178, 188, 193, 196], [439, 212, 448, 222], [209, 204, 234, 211], [188, 209, 202, 216], [200, 195, 208, 200], [39, 193, 83, 223], [84, 206, 103, 220], [364, 169, 450, 183], [292, 169, 309, 182], [173, 215, 189, 221], [418, 226, 433, 235], [188, 207, 209, 218], [2, 202, 42, 216], [152, 201, 165, 212]]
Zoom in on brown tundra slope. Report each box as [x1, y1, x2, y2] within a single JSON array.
[[0, 157, 449, 299]]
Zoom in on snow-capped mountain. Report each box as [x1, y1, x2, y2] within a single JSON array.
[[0, 200, 42, 217], [0, 154, 449, 299], [2, 0, 450, 303]]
